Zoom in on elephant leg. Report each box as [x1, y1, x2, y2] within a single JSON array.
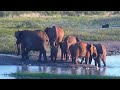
[[17, 44, 21, 56], [61, 52, 64, 60], [38, 51, 42, 62], [21, 45, 26, 62], [97, 56, 101, 68], [102, 55, 106, 67], [25, 49, 30, 60], [94, 59, 97, 66], [85, 58, 87, 64], [89, 55, 92, 64], [43, 50, 47, 62], [74, 57, 78, 65], [102, 59, 106, 67], [80, 57, 84, 64], [54, 55, 57, 62], [66, 52, 68, 61], [71, 56, 74, 63]]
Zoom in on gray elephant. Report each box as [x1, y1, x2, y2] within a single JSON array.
[[15, 30, 49, 62]]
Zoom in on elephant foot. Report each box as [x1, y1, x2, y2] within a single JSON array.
[[96, 66, 100, 70]]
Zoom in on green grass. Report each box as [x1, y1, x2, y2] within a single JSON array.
[[0, 15, 120, 53], [10, 72, 120, 79]]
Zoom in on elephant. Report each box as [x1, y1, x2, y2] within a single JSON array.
[[50, 42, 58, 62], [44, 26, 64, 47], [69, 41, 97, 64], [59, 35, 80, 61], [89, 44, 107, 68], [15, 30, 49, 62]]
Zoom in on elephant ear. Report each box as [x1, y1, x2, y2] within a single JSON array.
[[44, 27, 51, 34]]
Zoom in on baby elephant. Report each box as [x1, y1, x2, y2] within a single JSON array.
[[51, 46, 58, 62]]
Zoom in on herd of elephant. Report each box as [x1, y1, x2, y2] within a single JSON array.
[[15, 26, 106, 68]]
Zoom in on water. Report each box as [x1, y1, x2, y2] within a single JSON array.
[[0, 55, 120, 79]]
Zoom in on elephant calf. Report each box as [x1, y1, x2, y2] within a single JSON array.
[[51, 45, 58, 62], [69, 41, 97, 64], [89, 44, 107, 68]]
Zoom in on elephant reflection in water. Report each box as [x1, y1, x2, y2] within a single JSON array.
[[50, 67, 58, 74], [78, 67, 106, 75], [95, 68, 106, 75], [38, 66, 53, 73], [16, 65, 29, 73], [21, 65, 29, 72]]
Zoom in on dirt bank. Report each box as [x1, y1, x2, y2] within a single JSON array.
[[0, 41, 119, 67], [0, 54, 97, 69]]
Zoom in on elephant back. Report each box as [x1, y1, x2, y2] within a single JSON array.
[[93, 44, 103, 54]]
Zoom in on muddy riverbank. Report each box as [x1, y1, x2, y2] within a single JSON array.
[[0, 41, 119, 67], [0, 54, 97, 69]]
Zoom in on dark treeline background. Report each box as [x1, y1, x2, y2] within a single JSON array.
[[0, 11, 120, 17]]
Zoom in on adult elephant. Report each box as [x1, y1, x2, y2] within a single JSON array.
[[69, 41, 97, 64], [89, 44, 107, 68], [44, 26, 64, 47], [59, 35, 80, 61], [15, 30, 49, 62]]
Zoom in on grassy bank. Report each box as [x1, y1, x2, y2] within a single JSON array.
[[0, 16, 120, 53], [10, 72, 120, 79]]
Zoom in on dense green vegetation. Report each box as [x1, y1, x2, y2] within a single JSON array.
[[0, 12, 120, 54], [10, 72, 120, 79]]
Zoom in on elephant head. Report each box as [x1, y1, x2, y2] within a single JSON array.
[[15, 30, 23, 44]]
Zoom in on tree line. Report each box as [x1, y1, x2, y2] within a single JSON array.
[[0, 11, 120, 17]]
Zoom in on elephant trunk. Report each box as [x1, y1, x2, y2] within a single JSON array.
[[17, 43, 21, 56]]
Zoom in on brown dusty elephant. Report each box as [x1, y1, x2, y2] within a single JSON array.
[[45, 26, 64, 59], [89, 44, 107, 68], [44, 26, 65, 47], [69, 41, 97, 64], [59, 35, 80, 61], [15, 30, 49, 62]]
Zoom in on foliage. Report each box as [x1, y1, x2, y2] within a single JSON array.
[[0, 15, 120, 53]]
